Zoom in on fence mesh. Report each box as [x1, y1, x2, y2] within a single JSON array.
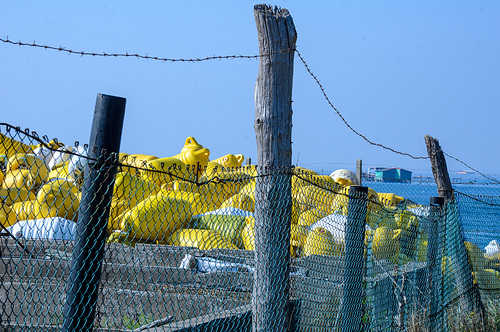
[[1, 123, 499, 331]]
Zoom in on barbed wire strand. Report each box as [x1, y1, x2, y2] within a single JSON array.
[[443, 152, 500, 184], [0, 37, 292, 62], [4, 36, 497, 177], [294, 49, 428, 160], [455, 191, 500, 207]]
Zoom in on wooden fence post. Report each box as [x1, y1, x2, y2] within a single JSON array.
[[356, 159, 363, 185], [253, 4, 296, 332], [424, 135, 481, 321], [62, 94, 125, 331]]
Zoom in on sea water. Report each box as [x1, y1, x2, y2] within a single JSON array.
[[366, 181, 500, 250]]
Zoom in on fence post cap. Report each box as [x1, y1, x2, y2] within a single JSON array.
[[430, 196, 445, 206], [348, 185, 368, 194]]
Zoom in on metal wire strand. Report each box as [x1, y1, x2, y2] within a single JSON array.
[[0, 37, 293, 62]]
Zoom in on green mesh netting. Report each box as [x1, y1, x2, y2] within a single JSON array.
[[1, 123, 499, 331]]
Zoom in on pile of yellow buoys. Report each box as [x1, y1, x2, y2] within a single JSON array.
[[2, 132, 500, 291]]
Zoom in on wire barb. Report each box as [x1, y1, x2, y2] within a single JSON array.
[[294, 49, 428, 160], [0, 37, 293, 62], [5, 35, 500, 180], [443, 152, 500, 184]]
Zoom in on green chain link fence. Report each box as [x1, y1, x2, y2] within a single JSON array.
[[1, 123, 499, 331]]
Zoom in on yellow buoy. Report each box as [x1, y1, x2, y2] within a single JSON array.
[[120, 194, 192, 244], [371, 227, 401, 263], [0, 133, 32, 158], [193, 214, 246, 248], [291, 224, 309, 249], [34, 186, 80, 221], [297, 209, 328, 228], [293, 185, 336, 215], [416, 232, 428, 262], [47, 162, 72, 181], [241, 216, 255, 251], [10, 199, 37, 221], [303, 227, 344, 257], [378, 193, 405, 207], [0, 203, 17, 227], [172, 137, 210, 176], [241, 216, 309, 257], [2, 169, 36, 190], [475, 269, 500, 290], [168, 228, 237, 250], [238, 180, 256, 197], [125, 154, 159, 169], [220, 193, 255, 213], [239, 165, 257, 176], [211, 154, 245, 168], [0, 188, 36, 206], [205, 170, 252, 202], [0, 166, 4, 187], [141, 157, 196, 187], [160, 189, 216, 216], [7, 153, 49, 185], [113, 171, 159, 207], [117, 152, 137, 174], [201, 162, 226, 180]]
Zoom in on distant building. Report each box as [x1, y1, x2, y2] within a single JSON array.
[[374, 167, 412, 183]]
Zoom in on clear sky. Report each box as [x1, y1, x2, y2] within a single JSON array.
[[2, 1, 499, 177]]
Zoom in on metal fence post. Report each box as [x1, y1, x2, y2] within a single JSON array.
[[341, 185, 368, 332], [428, 196, 444, 331], [62, 93, 126, 331]]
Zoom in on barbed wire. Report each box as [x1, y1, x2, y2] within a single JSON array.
[[443, 152, 500, 185], [455, 191, 500, 207], [4, 35, 497, 176], [0, 37, 293, 62], [294, 49, 428, 160], [1, 36, 431, 160]]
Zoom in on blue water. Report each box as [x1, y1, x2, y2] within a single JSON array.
[[366, 181, 500, 206], [365, 181, 500, 250], [310, 167, 500, 250]]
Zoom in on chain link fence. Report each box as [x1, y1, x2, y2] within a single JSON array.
[[1, 123, 499, 331]]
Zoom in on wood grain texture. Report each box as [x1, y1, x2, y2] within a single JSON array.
[[253, 4, 296, 332], [424, 135, 454, 201], [425, 135, 483, 323]]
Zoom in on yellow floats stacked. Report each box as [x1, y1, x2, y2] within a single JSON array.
[[0, 134, 424, 261], [0, 134, 252, 249], [3, 133, 499, 295]]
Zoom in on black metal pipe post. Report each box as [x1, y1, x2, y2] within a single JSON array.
[[341, 186, 368, 332], [428, 196, 444, 331], [62, 94, 126, 332]]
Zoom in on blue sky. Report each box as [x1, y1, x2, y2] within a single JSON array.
[[2, 1, 499, 176]]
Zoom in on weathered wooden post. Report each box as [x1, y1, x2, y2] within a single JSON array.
[[341, 185, 368, 332], [62, 94, 125, 331], [253, 4, 296, 332], [424, 135, 481, 321], [356, 159, 363, 185]]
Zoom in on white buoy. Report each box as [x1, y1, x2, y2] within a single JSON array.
[[330, 169, 359, 186], [485, 240, 500, 257]]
